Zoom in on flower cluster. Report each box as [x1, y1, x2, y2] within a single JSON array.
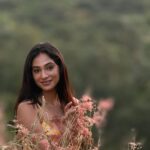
[[0, 95, 114, 150], [59, 95, 95, 150]]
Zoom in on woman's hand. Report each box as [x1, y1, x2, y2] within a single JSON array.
[[64, 97, 79, 113], [73, 97, 79, 105]]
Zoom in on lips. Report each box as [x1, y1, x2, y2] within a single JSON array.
[[40, 80, 52, 86]]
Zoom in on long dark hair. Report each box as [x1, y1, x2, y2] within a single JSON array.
[[15, 42, 74, 111]]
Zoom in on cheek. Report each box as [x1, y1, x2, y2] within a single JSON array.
[[56, 69, 60, 81], [57, 73, 60, 82], [53, 69, 60, 85], [53, 70, 59, 81], [32, 73, 39, 83]]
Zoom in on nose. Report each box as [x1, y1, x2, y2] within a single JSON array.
[[41, 70, 48, 79]]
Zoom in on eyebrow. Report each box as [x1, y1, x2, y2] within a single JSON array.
[[32, 62, 55, 68]]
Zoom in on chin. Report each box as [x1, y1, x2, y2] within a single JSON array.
[[42, 86, 56, 92]]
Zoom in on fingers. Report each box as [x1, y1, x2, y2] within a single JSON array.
[[64, 101, 73, 113], [73, 97, 79, 105], [64, 97, 79, 113]]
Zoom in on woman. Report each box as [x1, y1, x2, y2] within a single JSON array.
[[15, 42, 77, 149]]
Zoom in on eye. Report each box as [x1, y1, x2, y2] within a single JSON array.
[[46, 65, 54, 70], [33, 68, 40, 73]]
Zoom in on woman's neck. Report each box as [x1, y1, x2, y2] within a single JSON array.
[[42, 90, 59, 106]]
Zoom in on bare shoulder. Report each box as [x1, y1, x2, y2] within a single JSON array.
[[16, 101, 38, 129], [17, 101, 37, 114]]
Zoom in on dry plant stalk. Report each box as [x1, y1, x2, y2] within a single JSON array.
[[128, 129, 143, 150], [0, 103, 6, 145], [0, 95, 114, 150]]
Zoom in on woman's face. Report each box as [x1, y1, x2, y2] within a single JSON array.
[[32, 53, 60, 92]]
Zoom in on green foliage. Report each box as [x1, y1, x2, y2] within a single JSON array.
[[0, 0, 150, 149]]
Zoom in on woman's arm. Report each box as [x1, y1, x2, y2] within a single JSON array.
[[16, 101, 50, 150], [16, 101, 41, 131]]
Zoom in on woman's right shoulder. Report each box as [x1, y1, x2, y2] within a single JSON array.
[[17, 100, 37, 114], [16, 100, 39, 129]]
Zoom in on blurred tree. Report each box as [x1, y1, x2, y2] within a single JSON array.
[[0, 0, 150, 149]]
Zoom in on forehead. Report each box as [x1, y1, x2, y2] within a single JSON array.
[[32, 53, 55, 67]]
